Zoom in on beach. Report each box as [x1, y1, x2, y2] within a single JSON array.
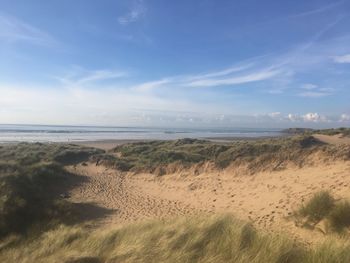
[[1, 131, 350, 262]]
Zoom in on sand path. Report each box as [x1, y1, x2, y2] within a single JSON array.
[[314, 134, 350, 145], [66, 160, 350, 245], [66, 164, 195, 225]]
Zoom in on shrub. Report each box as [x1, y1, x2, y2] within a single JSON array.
[[0, 163, 74, 236], [328, 201, 350, 232], [0, 143, 103, 236], [299, 191, 335, 222], [114, 158, 134, 171]]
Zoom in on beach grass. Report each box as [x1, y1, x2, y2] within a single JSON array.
[[1, 137, 350, 262], [95, 135, 349, 174], [297, 191, 350, 234], [328, 201, 350, 233], [299, 191, 335, 223], [1, 214, 350, 263], [0, 143, 103, 236]]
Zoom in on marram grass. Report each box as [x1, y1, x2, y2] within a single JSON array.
[[1, 215, 350, 263]]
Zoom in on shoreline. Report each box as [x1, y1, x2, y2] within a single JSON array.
[[0, 134, 289, 151], [74, 134, 288, 150]]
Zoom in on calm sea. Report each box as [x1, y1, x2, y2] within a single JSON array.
[[0, 124, 283, 143]]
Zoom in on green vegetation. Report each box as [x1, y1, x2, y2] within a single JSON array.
[[298, 191, 350, 233], [283, 127, 350, 137], [328, 201, 350, 233], [299, 191, 335, 222], [1, 214, 350, 263], [0, 143, 103, 237], [314, 128, 350, 137], [1, 140, 350, 261], [94, 135, 349, 174]]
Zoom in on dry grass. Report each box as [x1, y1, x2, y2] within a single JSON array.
[[94, 136, 350, 175], [1, 214, 350, 263]]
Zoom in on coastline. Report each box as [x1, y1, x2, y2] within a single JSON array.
[[71, 134, 289, 150], [0, 133, 288, 150]]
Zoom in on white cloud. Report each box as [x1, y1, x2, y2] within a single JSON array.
[[287, 114, 299, 122], [118, 0, 146, 25], [0, 14, 57, 46], [332, 54, 350, 63], [75, 70, 126, 84], [297, 83, 335, 98], [268, 112, 282, 118], [298, 91, 331, 98], [0, 84, 197, 125], [302, 112, 328, 122], [186, 69, 281, 87], [340, 114, 350, 122], [0, 83, 347, 127], [286, 113, 330, 123], [55, 68, 126, 86], [185, 64, 254, 81], [301, 83, 318, 90], [288, 1, 344, 19], [132, 79, 170, 92]]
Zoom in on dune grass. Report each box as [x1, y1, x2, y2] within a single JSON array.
[[282, 128, 350, 137], [299, 191, 335, 223], [0, 143, 104, 237], [95, 135, 349, 174], [328, 201, 350, 233], [1, 214, 350, 263], [298, 191, 350, 233], [313, 128, 350, 137]]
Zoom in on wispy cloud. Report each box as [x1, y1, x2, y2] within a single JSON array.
[[301, 84, 318, 90], [298, 91, 332, 98], [288, 1, 345, 19], [185, 64, 254, 81], [332, 54, 350, 63], [132, 79, 171, 92], [124, 61, 282, 91], [186, 69, 280, 87], [1, 82, 348, 126], [0, 14, 57, 46], [297, 84, 335, 98], [118, 0, 146, 25], [55, 68, 126, 86]]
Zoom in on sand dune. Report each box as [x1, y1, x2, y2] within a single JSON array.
[[314, 134, 350, 145], [66, 156, 350, 246], [66, 164, 195, 226]]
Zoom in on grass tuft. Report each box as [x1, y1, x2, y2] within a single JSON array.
[[299, 191, 335, 223], [328, 201, 350, 233], [276, 246, 306, 263], [1, 214, 350, 263], [239, 223, 256, 250], [298, 192, 350, 234]]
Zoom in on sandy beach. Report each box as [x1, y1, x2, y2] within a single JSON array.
[[2, 133, 350, 262], [61, 134, 350, 246]]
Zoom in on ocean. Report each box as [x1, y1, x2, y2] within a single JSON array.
[[0, 124, 283, 143]]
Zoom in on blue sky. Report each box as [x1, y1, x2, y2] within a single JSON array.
[[0, 0, 350, 127]]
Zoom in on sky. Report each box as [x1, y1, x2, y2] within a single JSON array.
[[0, 0, 350, 128]]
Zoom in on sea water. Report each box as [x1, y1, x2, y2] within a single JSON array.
[[0, 124, 283, 143]]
